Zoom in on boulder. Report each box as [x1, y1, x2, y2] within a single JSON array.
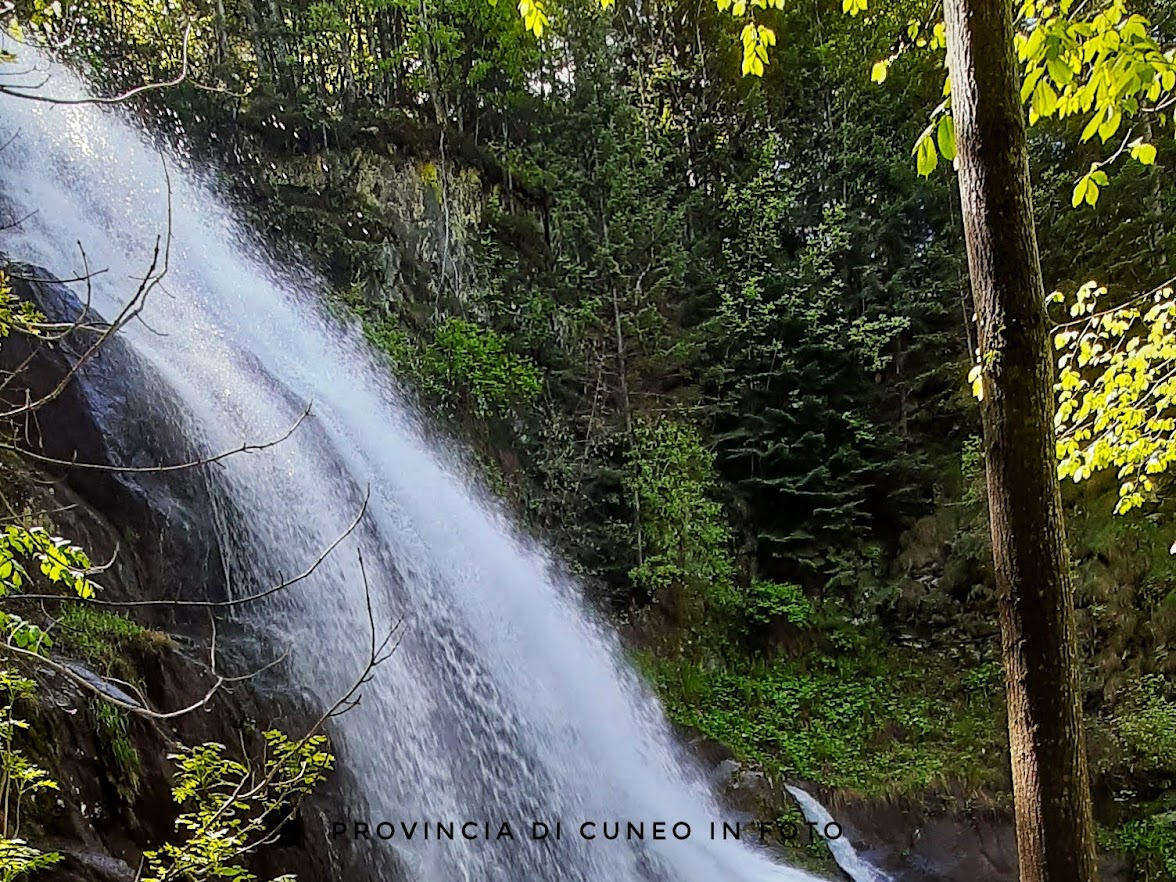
[[798, 784, 1128, 882]]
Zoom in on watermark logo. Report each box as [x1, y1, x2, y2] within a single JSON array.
[[329, 819, 843, 844]]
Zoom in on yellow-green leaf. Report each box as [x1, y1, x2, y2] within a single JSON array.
[[915, 133, 938, 177], [1098, 106, 1122, 142], [936, 115, 956, 162], [1080, 111, 1102, 142], [1131, 141, 1157, 164]]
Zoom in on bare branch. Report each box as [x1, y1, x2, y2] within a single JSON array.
[[6, 268, 109, 288], [0, 161, 174, 423], [0, 209, 36, 232], [316, 548, 403, 728], [15, 486, 368, 609], [0, 640, 225, 720], [0, 128, 19, 156], [0, 502, 78, 522], [0, 24, 193, 106], [0, 400, 313, 473], [207, 609, 292, 684]]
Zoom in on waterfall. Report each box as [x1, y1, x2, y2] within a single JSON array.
[[0, 44, 840, 882], [785, 786, 894, 882]]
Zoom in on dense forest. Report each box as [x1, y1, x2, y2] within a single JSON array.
[[2, 0, 1176, 877]]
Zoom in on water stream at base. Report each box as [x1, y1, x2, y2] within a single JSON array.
[[786, 786, 895, 882]]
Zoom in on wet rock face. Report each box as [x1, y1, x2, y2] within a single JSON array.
[[0, 264, 228, 614], [816, 791, 1128, 882], [23, 607, 364, 882], [835, 797, 1017, 882], [266, 149, 484, 312], [0, 262, 377, 881], [54, 850, 138, 882]]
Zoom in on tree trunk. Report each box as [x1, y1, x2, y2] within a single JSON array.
[[340, 14, 356, 111], [265, 0, 297, 98], [238, 0, 273, 85], [212, 0, 230, 65], [942, 1, 1099, 881]]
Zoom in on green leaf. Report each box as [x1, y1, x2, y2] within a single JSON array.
[[871, 60, 889, 84], [936, 115, 956, 162], [1131, 141, 1157, 164], [1020, 66, 1045, 103], [1080, 111, 1102, 142], [1031, 80, 1059, 120], [1046, 56, 1072, 86], [915, 133, 938, 176], [1098, 106, 1122, 142]]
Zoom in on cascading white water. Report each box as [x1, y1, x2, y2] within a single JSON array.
[[786, 786, 893, 882], [0, 44, 838, 882]]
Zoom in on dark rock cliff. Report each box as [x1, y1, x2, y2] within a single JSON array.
[[0, 264, 370, 882], [0, 264, 229, 616]]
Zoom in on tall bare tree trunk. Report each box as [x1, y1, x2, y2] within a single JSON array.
[[266, 0, 297, 97], [340, 15, 356, 110], [943, 0, 1099, 880], [239, 0, 273, 84], [212, 0, 230, 64]]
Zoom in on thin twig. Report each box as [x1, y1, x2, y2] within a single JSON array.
[[0, 24, 193, 106], [2, 402, 312, 473], [17, 487, 368, 609]]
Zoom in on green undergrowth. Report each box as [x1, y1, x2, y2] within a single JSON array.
[[54, 605, 170, 681], [52, 606, 169, 801], [638, 640, 1008, 801], [1094, 675, 1176, 880], [1111, 816, 1176, 880], [333, 284, 542, 422], [89, 696, 142, 802]]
